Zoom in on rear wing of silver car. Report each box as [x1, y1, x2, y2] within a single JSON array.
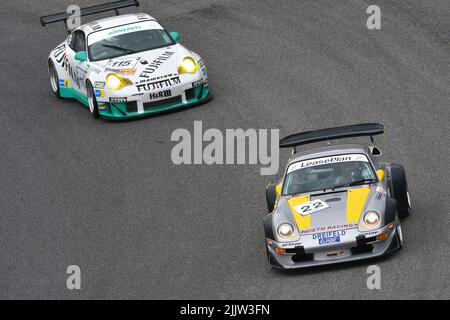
[[40, 0, 140, 31], [279, 123, 384, 149]]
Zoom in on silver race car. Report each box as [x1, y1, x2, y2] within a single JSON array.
[[264, 124, 411, 269]]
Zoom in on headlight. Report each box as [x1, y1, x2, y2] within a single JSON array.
[[363, 211, 380, 228], [177, 57, 198, 74], [277, 223, 294, 239], [106, 73, 132, 90]]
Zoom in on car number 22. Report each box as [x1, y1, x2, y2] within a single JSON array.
[[294, 199, 330, 216]]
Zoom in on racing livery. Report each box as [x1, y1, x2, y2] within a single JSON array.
[[41, 0, 211, 119], [264, 124, 411, 269]]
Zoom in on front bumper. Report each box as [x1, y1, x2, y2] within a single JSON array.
[[266, 224, 402, 269], [97, 81, 211, 120]]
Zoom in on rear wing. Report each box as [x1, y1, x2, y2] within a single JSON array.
[[40, 0, 140, 31], [279, 123, 384, 148]]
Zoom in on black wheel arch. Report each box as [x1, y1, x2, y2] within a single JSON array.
[[384, 163, 410, 218], [263, 213, 275, 240]]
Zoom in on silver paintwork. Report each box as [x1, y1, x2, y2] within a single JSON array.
[[266, 144, 402, 269]]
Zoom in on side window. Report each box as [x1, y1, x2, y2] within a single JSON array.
[[71, 31, 86, 53]]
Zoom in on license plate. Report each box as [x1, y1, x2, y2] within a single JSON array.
[[318, 236, 341, 245]]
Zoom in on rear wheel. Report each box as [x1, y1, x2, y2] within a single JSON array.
[[86, 81, 100, 118], [48, 60, 60, 98]]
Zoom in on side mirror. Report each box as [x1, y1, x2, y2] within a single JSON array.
[[170, 31, 180, 41], [275, 183, 282, 196], [369, 146, 382, 157], [75, 51, 87, 62], [376, 169, 385, 182]]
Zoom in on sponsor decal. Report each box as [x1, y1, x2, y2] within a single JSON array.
[[149, 89, 172, 100], [192, 80, 203, 88], [200, 60, 208, 77], [53, 43, 66, 67], [94, 81, 106, 89], [294, 199, 330, 216], [98, 104, 107, 110], [281, 241, 302, 247], [107, 57, 139, 69], [64, 61, 86, 90], [107, 25, 142, 36], [59, 79, 70, 88], [94, 89, 105, 98], [198, 59, 209, 84], [287, 154, 369, 174], [376, 186, 386, 194], [139, 51, 176, 78], [106, 57, 139, 75], [110, 97, 127, 103], [135, 13, 149, 21], [106, 68, 137, 75], [136, 76, 181, 93], [88, 21, 102, 31], [136, 73, 177, 84], [299, 223, 358, 235], [313, 230, 346, 245], [90, 66, 101, 74]]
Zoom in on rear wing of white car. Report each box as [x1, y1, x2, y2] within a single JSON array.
[[279, 123, 384, 149], [40, 0, 140, 31]]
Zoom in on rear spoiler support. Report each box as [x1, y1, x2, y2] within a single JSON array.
[[40, 0, 140, 33], [280, 123, 384, 153]]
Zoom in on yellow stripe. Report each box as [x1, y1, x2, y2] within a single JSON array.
[[287, 195, 311, 229], [346, 187, 371, 222]]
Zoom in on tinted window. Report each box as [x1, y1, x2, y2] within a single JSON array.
[[69, 31, 86, 53], [88, 28, 174, 61], [282, 154, 377, 195]]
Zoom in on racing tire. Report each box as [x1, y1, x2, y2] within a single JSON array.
[[265, 182, 277, 213], [48, 60, 61, 98], [86, 81, 100, 119], [388, 164, 411, 219]]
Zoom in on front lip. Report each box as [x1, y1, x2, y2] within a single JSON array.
[[267, 224, 398, 269], [98, 89, 212, 121]]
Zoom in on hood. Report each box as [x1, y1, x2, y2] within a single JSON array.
[[90, 44, 189, 84], [278, 186, 379, 236]]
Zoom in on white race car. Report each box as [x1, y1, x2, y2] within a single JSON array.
[[41, 0, 211, 119]]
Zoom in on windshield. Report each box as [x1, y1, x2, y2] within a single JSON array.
[[282, 154, 377, 196], [87, 21, 175, 61]]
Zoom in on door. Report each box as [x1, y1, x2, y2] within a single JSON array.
[[65, 30, 89, 95]]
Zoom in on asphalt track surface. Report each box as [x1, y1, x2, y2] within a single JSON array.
[[1, 0, 449, 299]]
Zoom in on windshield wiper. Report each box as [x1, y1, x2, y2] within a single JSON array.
[[101, 44, 136, 54], [331, 178, 377, 190]]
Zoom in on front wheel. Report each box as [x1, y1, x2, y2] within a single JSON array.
[[86, 81, 100, 118], [265, 182, 277, 213], [388, 164, 411, 218]]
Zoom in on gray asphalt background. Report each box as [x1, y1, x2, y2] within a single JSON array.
[[0, 0, 449, 299]]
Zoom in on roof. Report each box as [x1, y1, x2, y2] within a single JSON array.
[[287, 144, 370, 164], [79, 13, 156, 34]]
